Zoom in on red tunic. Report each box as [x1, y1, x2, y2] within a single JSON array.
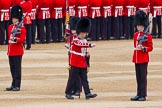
[[0, 0, 11, 21], [113, 0, 125, 17], [101, 0, 113, 17], [150, 0, 162, 17], [70, 36, 91, 68], [19, 0, 32, 24], [124, 0, 136, 16], [132, 32, 153, 63], [89, 0, 102, 18], [30, 0, 38, 20], [76, 0, 89, 17], [37, 0, 52, 19], [7, 24, 26, 56], [69, 0, 77, 16], [11, 0, 22, 6], [51, 0, 66, 19], [135, 0, 150, 15]]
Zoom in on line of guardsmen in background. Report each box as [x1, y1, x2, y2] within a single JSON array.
[[0, 0, 162, 49]]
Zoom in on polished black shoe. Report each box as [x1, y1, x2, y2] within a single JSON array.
[[65, 94, 74, 100], [74, 92, 80, 98], [138, 97, 146, 101], [12, 87, 20, 91], [85, 93, 97, 100], [26, 47, 30, 50], [6, 86, 13, 91], [130, 96, 140, 101]]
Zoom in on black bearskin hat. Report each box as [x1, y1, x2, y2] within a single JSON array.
[[76, 18, 91, 34], [135, 10, 148, 27], [69, 17, 80, 30], [11, 5, 23, 21]]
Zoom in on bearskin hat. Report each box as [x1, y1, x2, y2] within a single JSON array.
[[11, 5, 23, 21], [69, 17, 80, 30], [76, 18, 91, 34], [135, 10, 148, 27]]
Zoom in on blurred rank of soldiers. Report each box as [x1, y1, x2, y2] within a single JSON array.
[[123, 0, 136, 39], [101, 0, 113, 40], [37, 0, 52, 43], [89, 0, 102, 41], [75, 0, 89, 40], [19, 0, 32, 50], [51, 0, 66, 42], [30, 0, 38, 44], [69, 0, 76, 17], [150, 0, 162, 38], [0, 0, 11, 45], [113, 0, 125, 40]]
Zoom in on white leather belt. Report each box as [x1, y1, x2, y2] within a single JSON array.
[[103, 6, 111, 9], [126, 6, 134, 8], [91, 7, 100, 10], [139, 8, 148, 10], [69, 6, 75, 9], [41, 8, 49, 11], [32, 9, 36, 12], [0, 9, 9, 12], [78, 6, 87, 9], [153, 6, 161, 9], [115, 6, 123, 9], [54, 7, 62, 10], [70, 50, 85, 56]]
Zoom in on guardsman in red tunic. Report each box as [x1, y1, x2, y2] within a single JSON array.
[[69, 0, 77, 17], [131, 10, 153, 101], [6, 5, 26, 91], [30, 0, 38, 44], [51, 0, 66, 42], [124, 0, 136, 39], [135, 0, 150, 15], [89, 0, 102, 41], [113, 0, 125, 39], [76, 0, 89, 18], [0, 0, 11, 45], [65, 17, 82, 98], [150, 0, 162, 38], [19, 0, 32, 50], [37, 0, 52, 43], [65, 18, 97, 100], [102, 0, 113, 40]]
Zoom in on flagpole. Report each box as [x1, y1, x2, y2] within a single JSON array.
[[64, 0, 70, 38]]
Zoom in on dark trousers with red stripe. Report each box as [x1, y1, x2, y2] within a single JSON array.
[[65, 66, 90, 95], [135, 63, 148, 97], [38, 19, 51, 43], [124, 16, 135, 39], [65, 68, 82, 94], [102, 16, 113, 40], [114, 16, 124, 39], [51, 18, 63, 42], [24, 24, 32, 49], [89, 17, 102, 40], [9, 56, 22, 88], [0, 20, 10, 45], [152, 16, 161, 38], [31, 19, 37, 44]]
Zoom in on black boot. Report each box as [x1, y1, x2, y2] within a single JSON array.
[[65, 94, 74, 100], [6, 86, 14, 91], [138, 97, 146, 101], [85, 93, 97, 100], [130, 96, 140, 101], [12, 87, 20, 91]]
